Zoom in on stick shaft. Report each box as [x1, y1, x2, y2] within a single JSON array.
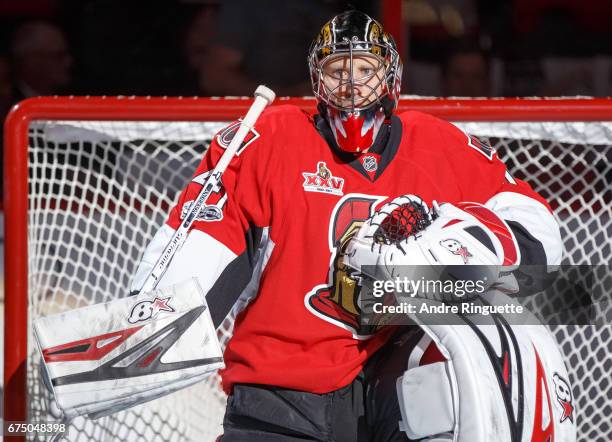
[[139, 87, 275, 293]]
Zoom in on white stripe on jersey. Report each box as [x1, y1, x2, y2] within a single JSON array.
[[131, 225, 238, 295]]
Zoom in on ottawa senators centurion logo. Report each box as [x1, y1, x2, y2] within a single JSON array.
[[304, 193, 386, 339]]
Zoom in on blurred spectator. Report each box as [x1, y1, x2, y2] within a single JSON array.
[[198, 0, 340, 97], [183, 6, 218, 74], [180, 4, 220, 96], [441, 39, 490, 97], [0, 54, 11, 201], [541, 58, 594, 96], [9, 19, 73, 101], [0, 55, 11, 117], [74, 1, 201, 96]]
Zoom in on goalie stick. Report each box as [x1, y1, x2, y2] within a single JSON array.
[[37, 89, 275, 437], [138, 85, 276, 294]]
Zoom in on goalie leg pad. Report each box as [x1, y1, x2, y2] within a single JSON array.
[[389, 292, 576, 442], [397, 361, 454, 439], [364, 326, 449, 441]]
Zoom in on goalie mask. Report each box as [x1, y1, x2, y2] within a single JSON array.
[[309, 10, 402, 153]]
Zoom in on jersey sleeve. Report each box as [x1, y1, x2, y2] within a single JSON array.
[[130, 121, 275, 328], [435, 118, 563, 268]]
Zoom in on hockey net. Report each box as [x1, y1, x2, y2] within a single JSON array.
[[3, 97, 611, 441]]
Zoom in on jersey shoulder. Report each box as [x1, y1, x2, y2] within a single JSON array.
[[396, 109, 459, 135], [214, 104, 314, 161], [395, 110, 495, 162], [257, 104, 315, 133], [248, 104, 317, 152], [395, 109, 466, 151]]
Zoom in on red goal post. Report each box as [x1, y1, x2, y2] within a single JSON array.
[[4, 96, 612, 441]]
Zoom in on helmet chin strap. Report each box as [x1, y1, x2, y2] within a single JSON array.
[[380, 95, 395, 118]]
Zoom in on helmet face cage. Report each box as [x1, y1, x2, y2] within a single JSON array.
[[308, 16, 402, 115], [308, 11, 402, 153]]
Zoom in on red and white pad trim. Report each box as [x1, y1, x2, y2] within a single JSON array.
[[456, 201, 520, 266], [396, 293, 576, 442]]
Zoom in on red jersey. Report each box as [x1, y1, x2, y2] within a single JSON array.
[[132, 105, 562, 394]]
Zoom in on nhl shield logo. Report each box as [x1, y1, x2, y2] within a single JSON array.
[[361, 155, 378, 172], [302, 161, 345, 196]]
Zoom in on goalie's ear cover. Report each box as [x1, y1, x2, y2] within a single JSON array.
[[396, 292, 576, 442]]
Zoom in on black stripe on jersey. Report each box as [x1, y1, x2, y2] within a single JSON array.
[[207, 225, 263, 328], [314, 114, 403, 182], [373, 115, 402, 180]]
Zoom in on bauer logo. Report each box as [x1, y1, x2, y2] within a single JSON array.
[[302, 161, 345, 196], [216, 120, 260, 155], [128, 297, 175, 324]]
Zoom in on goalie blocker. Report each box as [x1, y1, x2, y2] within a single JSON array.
[[34, 279, 223, 420], [30, 85, 274, 422]]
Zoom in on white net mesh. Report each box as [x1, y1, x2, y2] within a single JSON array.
[[456, 121, 612, 442], [27, 120, 230, 441], [20, 116, 611, 441]]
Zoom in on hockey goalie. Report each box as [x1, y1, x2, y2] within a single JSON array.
[[35, 9, 577, 442]]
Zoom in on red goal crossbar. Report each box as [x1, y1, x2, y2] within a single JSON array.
[[4, 96, 612, 431]]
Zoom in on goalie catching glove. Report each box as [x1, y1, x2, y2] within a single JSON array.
[[343, 195, 520, 301]]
